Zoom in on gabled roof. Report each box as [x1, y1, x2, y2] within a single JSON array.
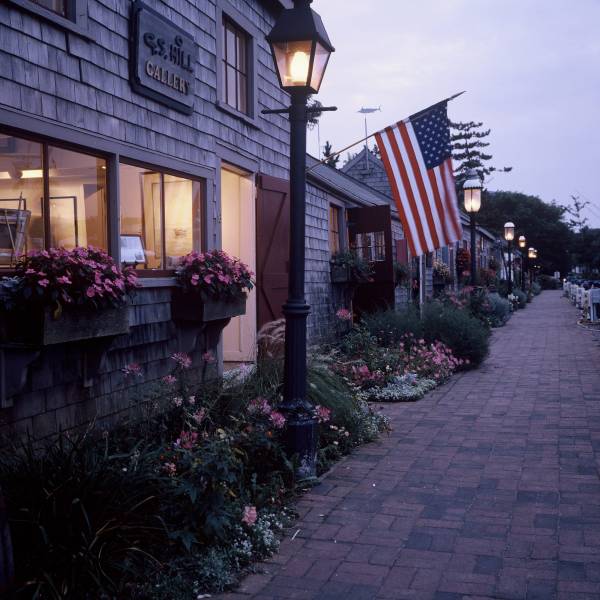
[[306, 154, 400, 219]]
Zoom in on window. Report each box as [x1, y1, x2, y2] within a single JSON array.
[[119, 163, 203, 270], [0, 132, 107, 268], [7, 0, 88, 33], [30, 0, 66, 16], [222, 18, 249, 114], [329, 205, 341, 254]]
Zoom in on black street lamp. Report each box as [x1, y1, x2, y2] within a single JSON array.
[[518, 235, 526, 290], [266, 0, 335, 479], [504, 222, 515, 294], [528, 246, 536, 291], [463, 170, 482, 286]]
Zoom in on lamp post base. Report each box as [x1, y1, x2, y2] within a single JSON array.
[[282, 410, 318, 481]]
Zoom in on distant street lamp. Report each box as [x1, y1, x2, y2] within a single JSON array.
[[266, 0, 335, 479], [518, 235, 527, 290], [504, 222, 515, 294], [528, 247, 537, 289], [463, 170, 483, 286]]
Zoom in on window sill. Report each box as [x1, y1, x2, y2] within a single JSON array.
[[215, 101, 260, 130], [6, 0, 92, 40]]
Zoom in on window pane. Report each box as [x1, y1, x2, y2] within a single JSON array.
[[48, 146, 107, 251], [30, 0, 67, 17], [237, 73, 247, 114], [226, 65, 237, 108], [226, 25, 236, 66], [236, 32, 247, 74], [221, 60, 228, 103], [164, 174, 202, 268], [119, 164, 162, 269], [0, 134, 44, 267]]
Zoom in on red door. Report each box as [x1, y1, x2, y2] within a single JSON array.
[[347, 204, 395, 316], [256, 174, 290, 330]]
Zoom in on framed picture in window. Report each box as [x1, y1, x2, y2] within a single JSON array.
[[120, 234, 146, 265]]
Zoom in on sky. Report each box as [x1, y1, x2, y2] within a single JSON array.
[[308, 0, 600, 227]]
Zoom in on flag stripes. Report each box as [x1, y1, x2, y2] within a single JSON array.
[[375, 103, 463, 257]]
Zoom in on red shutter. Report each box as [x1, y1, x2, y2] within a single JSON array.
[[256, 174, 290, 330], [396, 238, 409, 264]]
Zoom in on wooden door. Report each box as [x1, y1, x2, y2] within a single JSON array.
[[347, 204, 395, 316], [256, 174, 290, 330]]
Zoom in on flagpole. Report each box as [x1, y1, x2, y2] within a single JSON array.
[[306, 91, 465, 173]]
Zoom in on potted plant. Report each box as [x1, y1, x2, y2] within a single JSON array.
[[0, 247, 137, 346], [329, 251, 374, 285], [172, 250, 253, 322], [432, 259, 451, 285]]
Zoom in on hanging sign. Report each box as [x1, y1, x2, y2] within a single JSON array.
[[130, 1, 197, 114]]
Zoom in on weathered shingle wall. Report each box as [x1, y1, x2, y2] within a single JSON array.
[[0, 0, 290, 177]]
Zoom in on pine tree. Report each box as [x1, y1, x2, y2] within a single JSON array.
[[450, 120, 512, 186], [323, 140, 340, 168], [565, 194, 589, 232]]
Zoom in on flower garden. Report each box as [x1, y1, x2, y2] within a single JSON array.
[[0, 246, 544, 598]]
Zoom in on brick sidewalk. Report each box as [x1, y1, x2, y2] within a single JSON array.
[[219, 291, 600, 600]]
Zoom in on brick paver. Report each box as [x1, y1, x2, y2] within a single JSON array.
[[220, 291, 600, 600]]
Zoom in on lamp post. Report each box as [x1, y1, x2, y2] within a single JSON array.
[[266, 0, 335, 479], [528, 246, 536, 291], [518, 235, 526, 290], [504, 222, 515, 294], [463, 170, 482, 286]]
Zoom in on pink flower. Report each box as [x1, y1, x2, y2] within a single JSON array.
[[203, 274, 213, 284], [121, 363, 142, 377], [315, 405, 331, 423], [162, 375, 177, 385], [248, 397, 272, 416], [192, 408, 206, 424], [37, 278, 50, 288], [172, 397, 183, 407], [335, 308, 353, 322], [188, 395, 196, 405], [175, 431, 198, 450], [242, 505, 257, 526], [163, 462, 177, 476], [86, 287, 96, 298], [269, 410, 286, 429], [171, 352, 192, 369]]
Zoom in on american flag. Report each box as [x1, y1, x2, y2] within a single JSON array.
[[375, 102, 463, 257]]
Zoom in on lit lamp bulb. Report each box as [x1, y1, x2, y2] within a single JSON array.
[[289, 50, 310, 84], [518, 235, 526, 249], [504, 221, 515, 242]]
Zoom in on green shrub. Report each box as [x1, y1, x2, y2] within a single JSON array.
[[422, 302, 490, 368], [487, 292, 511, 326], [532, 281, 542, 295], [0, 433, 167, 599], [513, 288, 527, 309], [538, 274, 558, 290], [361, 307, 423, 346]]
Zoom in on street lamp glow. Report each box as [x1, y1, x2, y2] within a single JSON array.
[[267, 0, 334, 93], [504, 222, 515, 242], [528, 247, 536, 259], [518, 235, 526, 249], [463, 170, 482, 213]]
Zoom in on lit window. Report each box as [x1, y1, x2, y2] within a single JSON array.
[[222, 18, 249, 114], [48, 146, 107, 250], [329, 205, 341, 254], [119, 164, 202, 269], [0, 132, 107, 267]]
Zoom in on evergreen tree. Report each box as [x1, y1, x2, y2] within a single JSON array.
[[322, 140, 340, 168], [450, 120, 512, 186]]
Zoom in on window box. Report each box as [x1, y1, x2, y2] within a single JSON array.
[[171, 289, 246, 323], [0, 305, 130, 347]]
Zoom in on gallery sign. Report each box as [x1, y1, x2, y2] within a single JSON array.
[[130, 1, 197, 114]]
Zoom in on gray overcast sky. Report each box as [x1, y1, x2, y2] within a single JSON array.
[[308, 0, 600, 226]]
